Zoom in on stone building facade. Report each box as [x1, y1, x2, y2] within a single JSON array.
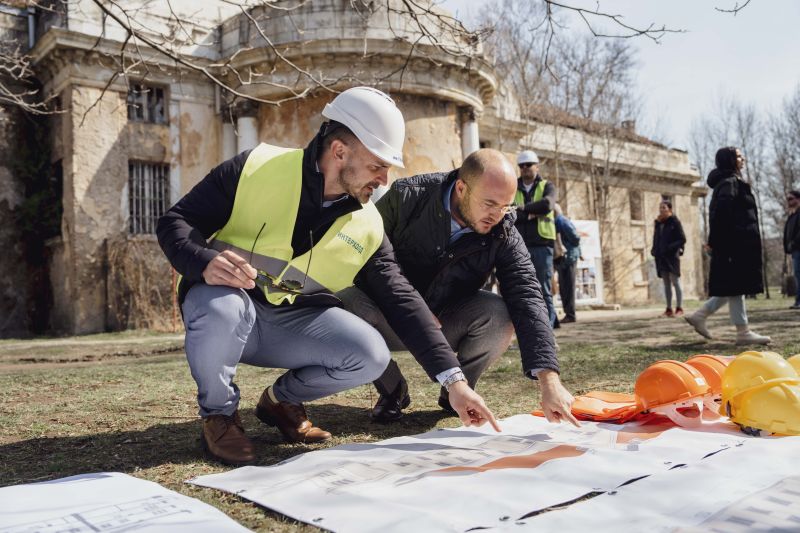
[[0, 0, 702, 336]]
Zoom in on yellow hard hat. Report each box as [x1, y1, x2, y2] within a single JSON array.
[[724, 379, 800, 436], [720, 351, 798, 411], [788, 354, 800, 375]]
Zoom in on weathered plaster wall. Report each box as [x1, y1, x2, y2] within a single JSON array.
[[256, 95, 327, 154], [53, 85, 127, 334], [177, 99, 219, 196], [394, 94, 462, 178]]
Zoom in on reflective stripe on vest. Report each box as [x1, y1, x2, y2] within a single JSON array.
[[514, 179, 556, 240], [206, 143, 384, 305]]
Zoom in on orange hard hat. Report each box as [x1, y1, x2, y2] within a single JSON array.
[[686, 354, 731, 416], [635, 360, 710, 410], [686, 354, 730, 395], [634, 360, 712, 427]]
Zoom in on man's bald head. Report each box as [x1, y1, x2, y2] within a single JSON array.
[[460, 148, 517, 190], [451, 149, 519, 235]]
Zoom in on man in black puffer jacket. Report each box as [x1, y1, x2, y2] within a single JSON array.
[[340, 149, 577, 425]]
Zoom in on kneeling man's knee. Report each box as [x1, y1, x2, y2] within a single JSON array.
[[356, 329, 391, 382]]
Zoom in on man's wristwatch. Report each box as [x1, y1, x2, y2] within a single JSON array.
[[442, 370, 467, 392]]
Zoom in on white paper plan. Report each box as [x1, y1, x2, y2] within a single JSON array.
[[0, 472, 250, 533], [189, 414, 771, 533], [504, 436, 800, 532]]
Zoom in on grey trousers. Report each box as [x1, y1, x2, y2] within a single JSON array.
[[697, 295, 747, 326], [338, 287, 514, 394], [182, 284, 390, 417], [662, 272, 683, 309]]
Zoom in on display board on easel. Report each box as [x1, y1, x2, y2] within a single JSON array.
[[555, 219, 603, 306]]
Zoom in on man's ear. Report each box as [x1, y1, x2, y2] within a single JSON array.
[[330, 139, 348, 163], [455, 178, 468, 197]]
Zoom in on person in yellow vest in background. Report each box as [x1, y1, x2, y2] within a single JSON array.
[[514, 150, 558, 328], [157, 87, 499, 466]]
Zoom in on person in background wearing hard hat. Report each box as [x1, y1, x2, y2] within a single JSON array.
[[157, 87, 500, 466], [514, 150, 558, 328], [784, 190, 800, 309], [339, 149, 578, 427], [684, 147, 771, 345]]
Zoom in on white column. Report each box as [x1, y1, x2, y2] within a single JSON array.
[[222, 122, 236, 160], [236, 116, 258, 153], [461, 107, 480, 159]]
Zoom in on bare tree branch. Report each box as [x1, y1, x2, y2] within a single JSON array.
[[715, 0, 752, 14], [544, 1, 684, 41]]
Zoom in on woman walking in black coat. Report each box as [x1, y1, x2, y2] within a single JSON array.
[[651, 200, 686, 317], [684, 146, 770, 345]]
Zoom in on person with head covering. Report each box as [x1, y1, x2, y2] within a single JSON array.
[[684, 146, 770, 345], [651, 200, 686, 317], [514, 150, 558, 328], [156, 88, 499, 465]]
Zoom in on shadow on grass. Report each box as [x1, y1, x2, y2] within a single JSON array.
[[0, 404, 454, 487]]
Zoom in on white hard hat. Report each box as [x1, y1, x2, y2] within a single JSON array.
[[322, 87, 406, 168], [517, 150, 539, 165]]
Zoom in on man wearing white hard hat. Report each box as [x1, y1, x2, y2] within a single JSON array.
[[157, 87, 500, 465], [515, 150, 558, 327]]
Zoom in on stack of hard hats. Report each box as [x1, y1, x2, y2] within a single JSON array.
[[553, 352, 800, 434], [720, 351, 800, 436], [634, 360, 712, 428], [564, 356, 731, 427], [686, 354, 733, 417]]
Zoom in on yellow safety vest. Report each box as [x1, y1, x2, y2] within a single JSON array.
[[199, 143, 383, 305], [514, 179, 556, 240]]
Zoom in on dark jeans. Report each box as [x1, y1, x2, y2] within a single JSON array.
[[793, 251, 800, 305], [555, 257, 576, 320], [338, 287, 514, 396], [529, 245, 557, 326]]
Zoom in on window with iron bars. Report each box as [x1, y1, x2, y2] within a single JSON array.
[[127, 84, 167, 124], [128, 161, 170, 234]]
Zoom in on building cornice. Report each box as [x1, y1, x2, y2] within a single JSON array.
[[225, 38, 496, 110], [31, 27, 215, 87]]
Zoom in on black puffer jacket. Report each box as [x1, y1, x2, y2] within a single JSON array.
[[356, 170, 558, 377], [651, 215, 686, 277], [707, 148, 763, 296]]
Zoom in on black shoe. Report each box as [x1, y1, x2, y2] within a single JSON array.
[[560, 316, 576, 324], [437, 390, 457, 416], [371, 381, 410, 423]]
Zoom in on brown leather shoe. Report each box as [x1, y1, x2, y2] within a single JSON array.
[[255, 388, 332, 444], [201, 411, 255, 466]]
